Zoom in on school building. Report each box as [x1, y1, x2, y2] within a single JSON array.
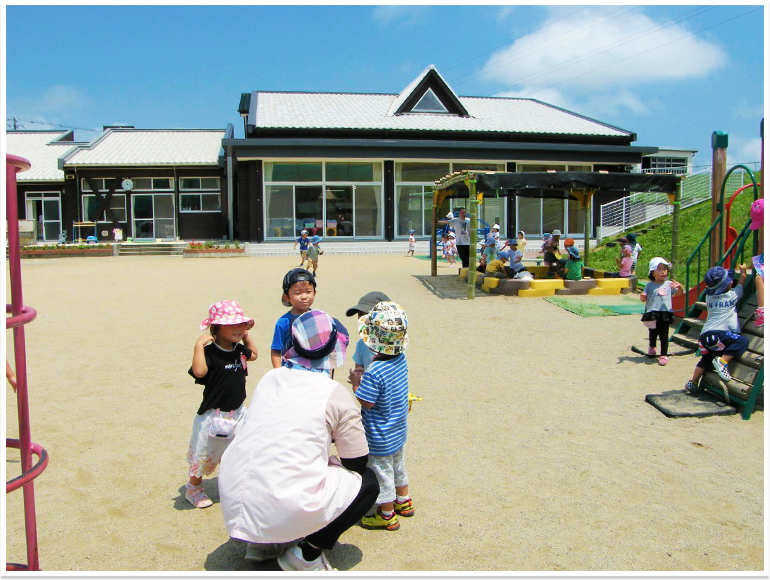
[[7, 65, 663, 245]]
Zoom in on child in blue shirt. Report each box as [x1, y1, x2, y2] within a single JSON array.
[[293, 230, 310, 267], [350, 301, 413, 531], [270, 268, 316, 368]]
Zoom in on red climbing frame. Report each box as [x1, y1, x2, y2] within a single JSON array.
[[6, 154, 49, 571]]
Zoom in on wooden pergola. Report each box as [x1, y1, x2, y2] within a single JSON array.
[[431, 171, 681, 298]]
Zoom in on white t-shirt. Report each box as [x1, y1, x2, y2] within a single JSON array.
[[447, 217, 471, 245], [631, 243, 642, 263]]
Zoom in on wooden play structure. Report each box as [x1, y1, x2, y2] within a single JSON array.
[[669, 122, 764, 420], [430, 170, 680, 298]]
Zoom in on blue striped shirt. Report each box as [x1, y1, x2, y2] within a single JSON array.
[[355, 354, 409, 456]]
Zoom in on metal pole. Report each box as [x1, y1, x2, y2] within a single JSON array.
[[6, 155, 41, 571], [468, 178, 478, 300], [431, 189, 438, 277], [583, 192, 591, 267]]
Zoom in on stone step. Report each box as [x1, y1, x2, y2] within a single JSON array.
[[588, 287, 621, 296], [518, 287, 556, 297], [595, 278, 630, 289]]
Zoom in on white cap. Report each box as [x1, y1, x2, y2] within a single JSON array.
[[492, 224, 500, 230], [301, 229, 308, 235], [648, 257, 671, 274], [448, 232, 455, 238]]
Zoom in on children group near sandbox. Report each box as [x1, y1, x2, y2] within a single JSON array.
[[180, 265, 413, 571]]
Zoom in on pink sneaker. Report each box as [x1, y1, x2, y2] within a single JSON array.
[[647, 347, 657, 357], [756, 308, 764, 327], [658, 355, 669, 366], [185, 483, 213, 508]]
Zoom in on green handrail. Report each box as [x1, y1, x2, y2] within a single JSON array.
[[681, 165, 759, 316]]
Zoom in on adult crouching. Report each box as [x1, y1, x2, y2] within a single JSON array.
[[219, 310, 379, 571]]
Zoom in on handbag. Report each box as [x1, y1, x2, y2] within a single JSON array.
[[208, 409, 239, 440]]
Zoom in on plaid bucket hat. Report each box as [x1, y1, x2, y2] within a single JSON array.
[[199, 300, 255, 331], [358, 301, 409, 355], [283, 310, 349, 370]]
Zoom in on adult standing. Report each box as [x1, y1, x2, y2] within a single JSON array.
[[219, 310, 379, 571], [439, 207, 471, 268]]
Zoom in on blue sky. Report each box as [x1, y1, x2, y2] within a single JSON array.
[[4, 4, 767, 170]]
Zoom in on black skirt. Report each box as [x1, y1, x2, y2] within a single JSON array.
[[641, 310, 674, 324]]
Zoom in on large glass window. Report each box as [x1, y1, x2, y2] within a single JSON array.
[[395, 161, 505, 237], [266, 185, 294, 237], [354, 185, 382, 237], [265, 163, 322, 182], [264, 162, 383, 239], [83, 194, 127, 222], [517, 163, 592, 236], [179, 176, 221, 213]]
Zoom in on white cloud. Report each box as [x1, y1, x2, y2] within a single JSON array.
[[726, 137, 762, 166], [480, 7, 728, 94], [37, 85, 89, 113], [495, 86, 663, 122], [372, 6, 429, 26], [496, 6, 515, 21], [8, 85, 91, 127], [730, 99, 764, 122]]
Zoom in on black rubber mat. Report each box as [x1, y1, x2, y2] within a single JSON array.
[[645, 389, 737, 418]]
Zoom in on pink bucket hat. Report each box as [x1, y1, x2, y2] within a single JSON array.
[[749, 198, 764, 231], [199, 300, 255, 331]]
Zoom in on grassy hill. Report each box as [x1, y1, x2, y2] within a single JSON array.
[[586, 167, 762, 285]]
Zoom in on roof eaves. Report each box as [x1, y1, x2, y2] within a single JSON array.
[[58, 129, 114, 169], [528, 98, 635, 139], [238, 93, 251, 115]]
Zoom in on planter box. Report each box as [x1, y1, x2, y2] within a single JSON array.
[[19, 248, 113, 259], [183, 248, 245, 258]]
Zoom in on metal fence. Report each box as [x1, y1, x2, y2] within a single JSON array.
[[597, 169, 747, 240]]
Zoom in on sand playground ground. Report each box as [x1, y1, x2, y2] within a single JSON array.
[[4, 253, 765, 573]]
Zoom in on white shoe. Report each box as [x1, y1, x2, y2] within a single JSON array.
[[245, 542, 291, 562], [277, 544, 336, 571], [184, 483, 213, 508]]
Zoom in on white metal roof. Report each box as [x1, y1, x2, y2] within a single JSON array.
[[62, 129, 225, 166], [254, 92, 631, 137], [5, 131, 78, 181]]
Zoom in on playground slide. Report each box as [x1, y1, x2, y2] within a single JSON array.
[[672, 281, 707, 319]]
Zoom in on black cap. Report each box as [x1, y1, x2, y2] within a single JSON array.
[[282, 268, 316, 306], [345, 291, 391, 317]]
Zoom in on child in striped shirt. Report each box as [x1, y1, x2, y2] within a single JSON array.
[[350, 301, 413, 531]]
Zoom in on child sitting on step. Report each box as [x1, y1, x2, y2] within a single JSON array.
[[685, 265, 749, 392]]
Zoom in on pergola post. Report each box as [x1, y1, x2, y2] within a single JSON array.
[[431, 188, 438, 277], [468, 177, 478, 300]]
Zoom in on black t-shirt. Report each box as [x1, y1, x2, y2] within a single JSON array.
[[188, 342, 251, 415]]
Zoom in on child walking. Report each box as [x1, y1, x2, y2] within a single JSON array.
[[293, 229, 311, 267], [270, 268, 316, 368], [307, 235, 323, 277], [640, 257, 682, 366], [350, 301, 413, 531], [406, 229, 416, 257], [686, 265, 750, 391], [185, 300, 258, 508]]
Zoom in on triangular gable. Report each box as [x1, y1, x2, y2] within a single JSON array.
[[387, 65, 469, 117]]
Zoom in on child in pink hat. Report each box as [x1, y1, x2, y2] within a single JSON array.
[[749, 198, 764, 327], [184, 300, 258, 508]]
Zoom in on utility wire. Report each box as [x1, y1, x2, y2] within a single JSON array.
[[442, 6, 589, 75], [523, 5, 763, 98], [6, 117, 101, 132], [483, 4, 718, 96], [451, 5, 642, 88]]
